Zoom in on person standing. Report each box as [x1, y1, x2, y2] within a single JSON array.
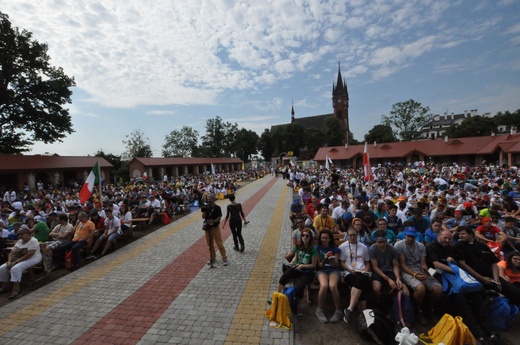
[[202, 194, 228, 266], [222, 194, 247, 252]]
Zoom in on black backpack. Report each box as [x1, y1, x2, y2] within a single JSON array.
[[357, 308, 397, 345]]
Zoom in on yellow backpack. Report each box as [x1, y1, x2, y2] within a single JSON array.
[[420, 313, 475, 345], [265, 292, 292, 330]]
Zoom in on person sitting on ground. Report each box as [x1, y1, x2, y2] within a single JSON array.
[[423, 218, 443, 244], [340, 226, 371, 324], [395, 226, 443, 325], [426, 228, 496, 343], [30, 215, 50, 242], [501, 217, 520, 251], [0, 228, 42, 299], [498, 251, 520, 305], [276, 227, 317, 320], [370, 218, 397, 245], [289, 198, 304, 226], [406, 207, 431, 235], [313, 204, 337, 233], [118, 204, 133, 237], [314, 229, 343, 324], [475, 217, 507, 247], [57, 211, 96, 270], [369, 230, 409, 313], [89, 209, 121, 259]]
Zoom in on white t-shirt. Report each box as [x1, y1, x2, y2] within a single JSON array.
[[14, 237, 42, 262], [104, 216, 122, 235], [339, 240, 369, 274]]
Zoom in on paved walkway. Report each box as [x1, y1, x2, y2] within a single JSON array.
[[0, 176, 294, 345]]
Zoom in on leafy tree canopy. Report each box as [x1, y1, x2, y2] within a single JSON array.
[[234, 128, 258, 163], [382, 99, 433, 141], [122, 129, 153, 160], [162, 126, 199, 157], [198, 116, 238, 157], [364, 124, 396, 143], [0, 11, 76, 154], [258, 128, 274, 161], [322, 117, 345, 146], [443, 115, 497, 138]]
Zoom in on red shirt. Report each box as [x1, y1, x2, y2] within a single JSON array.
[[476, 225, 502, 241]]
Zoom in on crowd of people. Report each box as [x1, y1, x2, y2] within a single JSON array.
[[278, 161, 520, 345], [0, 170, 256, 298]]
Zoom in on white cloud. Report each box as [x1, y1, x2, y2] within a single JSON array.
[[146, 110, 177, 117]]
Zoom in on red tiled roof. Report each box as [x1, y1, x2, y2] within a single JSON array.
[[132, 157, 243, 166], [0, 155, 112, 171], [314, 134, 520, 161]]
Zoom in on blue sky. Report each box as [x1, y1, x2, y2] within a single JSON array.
[[2, 0, 520, 157]]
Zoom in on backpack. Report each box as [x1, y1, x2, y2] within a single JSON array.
[[282, 286, 297, 313], [357, 309, 397, 345], [392, 289, 415, 327], [265, 292, 292, 330], [442, 262, 482, 294], [64, 250, 74, 270], [486, 295, 519, 330], [421, 313, 475, 345]]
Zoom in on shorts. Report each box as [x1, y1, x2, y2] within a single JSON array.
[[316, 269, 341, 278], [45, 240, 63, 251], [401, 272, 442, 291], [371, 271, 397, 286]]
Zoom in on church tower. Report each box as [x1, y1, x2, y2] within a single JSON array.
[[332, 62, 349, 144]]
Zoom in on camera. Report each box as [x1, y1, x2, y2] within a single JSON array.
[[201, 203, 209, 214]]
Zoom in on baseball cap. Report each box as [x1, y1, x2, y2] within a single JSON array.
[[482, 217, 491, 224], [404, 226, 418, 237], [463, 202, 473, 208]]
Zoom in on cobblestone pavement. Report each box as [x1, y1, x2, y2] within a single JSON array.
[[0, 176, 295, 345]]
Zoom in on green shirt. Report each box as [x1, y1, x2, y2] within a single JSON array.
[[33, 222, 50, 242]]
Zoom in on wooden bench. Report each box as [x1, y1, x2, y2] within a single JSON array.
[[132, 218, 150, 230]]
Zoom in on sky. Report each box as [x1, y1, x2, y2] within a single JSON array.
[[2, 0, 520, 157]]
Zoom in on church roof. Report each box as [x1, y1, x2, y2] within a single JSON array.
[[271, 113, 333, 132]]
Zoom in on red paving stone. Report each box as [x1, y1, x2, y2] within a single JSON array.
[[72, 177, 278, 344]]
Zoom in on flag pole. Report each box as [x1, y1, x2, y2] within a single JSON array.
[[97, 160, 103, 204]]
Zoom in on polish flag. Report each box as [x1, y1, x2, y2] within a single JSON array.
[[363, 142, 373, 181], [79, 162, 99, 204], [142, 171, 148, 180]]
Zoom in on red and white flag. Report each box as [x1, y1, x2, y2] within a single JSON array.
[[363, 142, 373, 181], [79, 162, 99, 204], [142, 171, 148, 180]]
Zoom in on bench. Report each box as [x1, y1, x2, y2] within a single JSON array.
[[132, 218, 150, 230]]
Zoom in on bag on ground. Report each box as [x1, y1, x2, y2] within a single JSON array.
[[392, 289, 415, 327], [282, 286, 297, 313], [357, 308, 397, 345], [422, 313, 475, 345], [265, 291, 292, 330], [486, 295, 519, 330], [442, 262, 482, 294], [64, 250, 74, 270]]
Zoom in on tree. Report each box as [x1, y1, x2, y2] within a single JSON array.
[[364, 124, 397, 143], [162, 126, 199, 157], [494, 109, 520, 130], [95, 150, 128, 182], [282, 123, 305, 157], [382, 99, 433, 141], [443, 115, 497, 138], [0, 12, 76, 154], [259, 129, 274, 161], [121, 129, 153, 160], [304, 127, 325, 154], [234, 128, 258, 163], [198, 116, 238, 157], [322, 117, 345, 146]]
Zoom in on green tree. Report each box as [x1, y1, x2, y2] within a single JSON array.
[[322, 117, 345, 146], [259, 129, 274, 161], [304, 127, 325, 153], [382, 99, 433, 141], [198, 116, 238, 157], [443, 115, 497, 138], [162, 126, 199, 157], [364, 124, 396, 143], [494, 109, 520, 130], [234, 128, 258, 163], [122, 129, 153, 160], [95, 150, 128, 182], [0, 12, 76, 154], [282, 123, 305, 157]]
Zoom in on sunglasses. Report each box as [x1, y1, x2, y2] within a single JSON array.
[[302, 234, 311, 238]]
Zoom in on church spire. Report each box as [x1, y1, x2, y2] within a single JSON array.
[[291, 99, 295, 123], [335, 61, 344, 93]]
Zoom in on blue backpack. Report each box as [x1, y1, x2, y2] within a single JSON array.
[[392, 289, 415, 327], [282, 286, 297, 313], [486, 296, 519, 330]]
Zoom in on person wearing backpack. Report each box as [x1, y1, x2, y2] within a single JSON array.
[[276, 228, 317, 319]]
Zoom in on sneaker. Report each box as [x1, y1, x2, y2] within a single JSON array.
[[85, 255, 95, 260], [315, 308, 328, 323], [239, 246, 245, 252], [343, 308, 354, 324], [330, 309, 343, 324], [489, 333, 506, 345], [233, 246, 239, 251], [206, 260, 216, 266], [223, 260, 229, 266]]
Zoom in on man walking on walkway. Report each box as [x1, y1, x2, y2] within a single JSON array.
[[202, 194, 228, 266]]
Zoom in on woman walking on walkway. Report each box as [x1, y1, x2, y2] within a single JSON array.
[[222, 194, 247, 252]]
